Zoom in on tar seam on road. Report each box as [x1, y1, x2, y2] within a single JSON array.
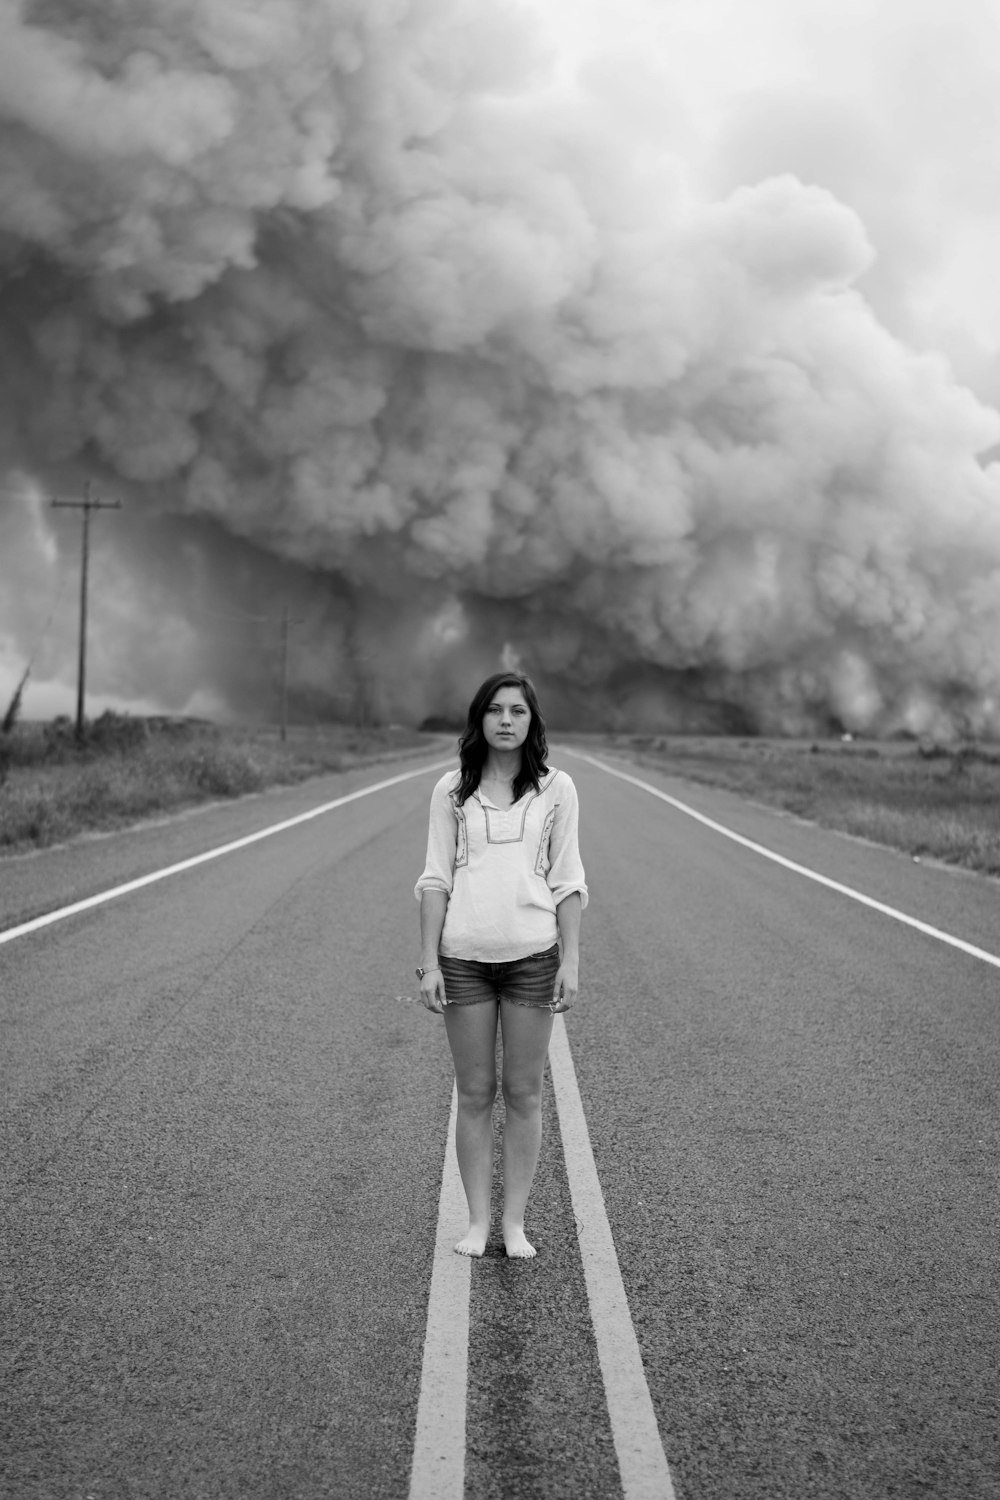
[[0, 758, 454, 948], [408, 1083, 470, 1500], [566, 749, 1000, 973], [549, 1016, 678, 1500]]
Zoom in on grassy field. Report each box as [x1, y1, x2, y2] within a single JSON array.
[[579, 733, 1000, 878], [2, 715, 997, 877], [0, 712, 436, 855]]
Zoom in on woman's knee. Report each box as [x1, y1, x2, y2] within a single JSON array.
[[501, 1075, 542, 1116], [457, 1075, 497, 1113]]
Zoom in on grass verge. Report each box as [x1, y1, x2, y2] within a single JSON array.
[[573, 734, 1000, 878], [0, 713, 438, 856]]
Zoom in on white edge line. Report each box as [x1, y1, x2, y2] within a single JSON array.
[[565, 748, 1000, 973], [408, 1082, 470, 1500], [548, 1016, 677, 1500], [0, 758, 455, 948]]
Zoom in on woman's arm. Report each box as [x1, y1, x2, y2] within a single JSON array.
[[414, 776, 458, 1014], [418, 889, 449, 1014], [546, 774, 589, 910], [553, 891, 582, 1011]]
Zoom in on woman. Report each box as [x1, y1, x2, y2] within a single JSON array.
[[414, 671, 587, 1259]]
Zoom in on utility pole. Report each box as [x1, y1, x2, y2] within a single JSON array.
[[278, 604, 306, 741], [52, 482, 122, 742], [280, 604, 290, 742]]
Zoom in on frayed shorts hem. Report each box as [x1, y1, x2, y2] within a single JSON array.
[[438, 944, 559, 1010]]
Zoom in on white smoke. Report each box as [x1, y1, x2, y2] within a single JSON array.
[[1, 0, 1000, 734]]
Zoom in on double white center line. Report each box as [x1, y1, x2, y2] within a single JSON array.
[[408, 1016, 677, 1500]]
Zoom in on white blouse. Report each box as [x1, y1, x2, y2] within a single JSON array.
[[414, 766, 588, 963]]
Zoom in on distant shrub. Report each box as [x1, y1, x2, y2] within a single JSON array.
[[42, 717, 76, 758], [86, 710, 150, 754], [147, 715, 213, 741], [178, 745, 265, 797], [917, 739, 952, 760]]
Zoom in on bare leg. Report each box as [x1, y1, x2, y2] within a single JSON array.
[[499, 1001, 555, 1258], [443, 1000, 499, 1256]]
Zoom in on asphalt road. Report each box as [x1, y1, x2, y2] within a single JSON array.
[[2, 747, 998, 1499]]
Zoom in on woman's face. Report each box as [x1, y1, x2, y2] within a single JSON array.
[[482, 686, 531, 754]]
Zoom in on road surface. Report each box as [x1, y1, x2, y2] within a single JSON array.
[[2, 747, 998, 1499]]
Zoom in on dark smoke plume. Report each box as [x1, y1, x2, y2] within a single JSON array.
[[2, 0, 1000, 735]]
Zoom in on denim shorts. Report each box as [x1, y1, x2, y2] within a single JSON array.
[[438, 944, 560, 1009]]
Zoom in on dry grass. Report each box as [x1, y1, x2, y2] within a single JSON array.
[[0, 712, 434, 854], [575, 733, 1000, 877]]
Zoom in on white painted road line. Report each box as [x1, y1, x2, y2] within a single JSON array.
[[408, 1084, 470, 1500], [568, 749, 1000, 973], [412, 1031, 675, 1500], [549, 1016, 677, 1500], [0, 759, 454, 948]]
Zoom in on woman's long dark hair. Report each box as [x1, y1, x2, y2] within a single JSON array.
[[454, 672, 548, 806]]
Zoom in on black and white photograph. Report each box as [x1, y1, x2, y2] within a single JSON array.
[[2, 1, 998, 1496]]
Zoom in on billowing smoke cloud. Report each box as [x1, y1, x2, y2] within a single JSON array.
[[2, 0, 1000, 736]]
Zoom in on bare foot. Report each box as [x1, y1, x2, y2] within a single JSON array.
[[454, 1226, 489, 1257], [502, 1224, 537, 1259]]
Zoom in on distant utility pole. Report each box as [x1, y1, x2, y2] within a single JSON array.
[[280, 604, 291, 742], [52, 482, 122, 742], [279, 604, 305, 741]]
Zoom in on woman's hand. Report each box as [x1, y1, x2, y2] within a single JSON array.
[[419, 968, 448, 1014], [551, 957, 578, 1013]]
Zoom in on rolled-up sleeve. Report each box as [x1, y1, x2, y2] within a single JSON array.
[[414, 774, 459, 900], [547, 773, 589, 909]]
